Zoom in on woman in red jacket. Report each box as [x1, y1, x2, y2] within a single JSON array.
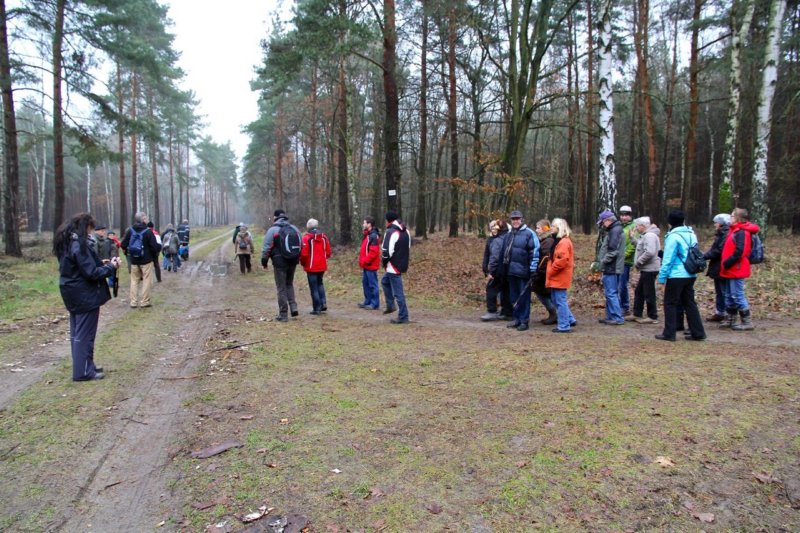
[[300, 218, 332, 315], [545, 218, 577, 333], [719, 208, 760, 331]]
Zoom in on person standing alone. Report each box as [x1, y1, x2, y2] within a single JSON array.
[[234, 224, 255, 274]]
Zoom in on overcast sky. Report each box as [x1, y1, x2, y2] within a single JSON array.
[[163, 1, 284, 165]]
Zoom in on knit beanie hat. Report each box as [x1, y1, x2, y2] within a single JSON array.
[[713, 213, 731, 225], [596, 209, 615, 225], [667, 209, 685, 227]]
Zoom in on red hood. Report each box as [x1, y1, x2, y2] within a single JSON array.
[[732, 221, 760, 234]]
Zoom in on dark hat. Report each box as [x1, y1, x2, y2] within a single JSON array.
[[667, 209, 685, 227], [385, 211, 398, 222], [273, 209, 286, 218], [509, 210, 523, 219], [95, 224, 107, 230], [596, 209, 615, 225]]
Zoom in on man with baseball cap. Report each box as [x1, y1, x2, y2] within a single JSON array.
[[618, 205, 635, 317], [595, 209, 625, 324], [502, 210, 540, 331]]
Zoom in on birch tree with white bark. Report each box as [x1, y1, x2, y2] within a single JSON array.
[[718, 0, 754, 213], [597, 0, 617, 211], [751, 0, 787, 233]]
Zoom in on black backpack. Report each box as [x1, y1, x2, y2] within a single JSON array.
[[677, 233, 706, 274], [128, 227, 147, 259], [276, 225, 301, 260]]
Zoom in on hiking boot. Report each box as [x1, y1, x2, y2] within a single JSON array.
[[732, 309, 754, 331], [598, 319, 624, 325], [625, 314, 638, 321], [275, 316, 288, 322], [358, 303, 369, 309], [655, 334, 675, 342], [541, 309, 557, 325], [506, 320, 521, 328], [390, 318, 409, 324], [552, 328, 571, 333], [516, 323, 529, 331], [706, 313, 726, 322], [320, 306, 327, 312], [291, 310, 299, 317], [481, 312, 500, 322], [635, 317, 657, 324], [310, 310, 321, 315], [719, 309, 738, 329], [497, 313, 513, 321], [383, 306, 397, 314]]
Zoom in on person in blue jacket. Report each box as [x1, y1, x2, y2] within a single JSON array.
[[655, 209, 706, 342], [502, 210, 540, 331], [53, 213, 121, 381]]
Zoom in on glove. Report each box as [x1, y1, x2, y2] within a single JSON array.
[[261, 257, 269, 268]]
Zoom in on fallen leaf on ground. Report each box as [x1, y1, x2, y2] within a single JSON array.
[[280, 418, 289, 424], [692, 512, 714, 523], [654, 456, 675, 467], [331, 468, 342, 474], [425, 502, 443, 514], [239, 415, 254, 420], [753, 472, 777, 484], [516, 461, 528, 468], [368, 487, 386, 499]]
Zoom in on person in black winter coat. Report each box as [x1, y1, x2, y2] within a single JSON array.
[[54, 213, 121, 381], [481, 220, 512, 321], [703, 213, 731, 321]]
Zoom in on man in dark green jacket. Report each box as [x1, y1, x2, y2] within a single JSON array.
[[619, 205, 635, 317]]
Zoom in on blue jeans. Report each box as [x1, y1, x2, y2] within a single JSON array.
[[714, 278, 729, 315], [724, 278, 749, 311], [307, 272, 327, 311], [550, 288, 575, 331], [381, 272, 408, 320], [602, 273, 624, 322], [619, 264, 631, 312], [163, 253, 181, 271], [508, 275, 532, 325], [362, 269, 380, 309]]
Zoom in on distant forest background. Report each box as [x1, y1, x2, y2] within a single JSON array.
[[2, 0, 799, 256]]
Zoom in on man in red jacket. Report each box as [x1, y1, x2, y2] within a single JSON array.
[[719, 207, 760, 331], [300, 218, 332, 315], [358, 216, 381, 310]]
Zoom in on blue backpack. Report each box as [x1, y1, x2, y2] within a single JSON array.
[[748, 234, 764, 264], [128, 227, 147, 259]]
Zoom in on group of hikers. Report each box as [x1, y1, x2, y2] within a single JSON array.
[[54, 202, 760, 382], [257, 209, 411, 324], [478, 205, 762, 341]]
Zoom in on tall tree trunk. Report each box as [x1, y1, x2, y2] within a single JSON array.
[[635, 0, 659, 215], [682, 0, 703, 213], [447, 2, 459, 237], [103, 159, 113, 227], [566, 10, 577, 224], [415, 5, 429, 238], [116, 63, 127, 232], [169, 130, 175, 224], [309, 65, 319, 217], [86, 164, 91, 212], [597, 0, 617, 211], [383, 0, 401, 213], [659, 15, 679, 220], [719, 0, 754, 213], [751, 0, 787, 234], [583, 0, 595, 233], [130, 72, 139, 217], [336, 50, 352, 244], [706, 105, 715, 217], [0, 0, 21, 255], [148, 88, 160, 227], [52, 0, 66, 233], [275, 114, 284, 208]]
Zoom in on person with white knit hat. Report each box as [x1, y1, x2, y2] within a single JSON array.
[[703, 213, 732, 321]]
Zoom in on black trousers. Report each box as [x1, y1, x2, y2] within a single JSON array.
[[662, 277, 705, 340], [486, 276, 512, 315], [238, 254, 252, 273], [70, 308, 101, 381], [634, 271, 658, 319]]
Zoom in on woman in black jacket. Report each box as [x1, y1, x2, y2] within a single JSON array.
[[703, 213, 731, 322], [54, 213, 120, 381]]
